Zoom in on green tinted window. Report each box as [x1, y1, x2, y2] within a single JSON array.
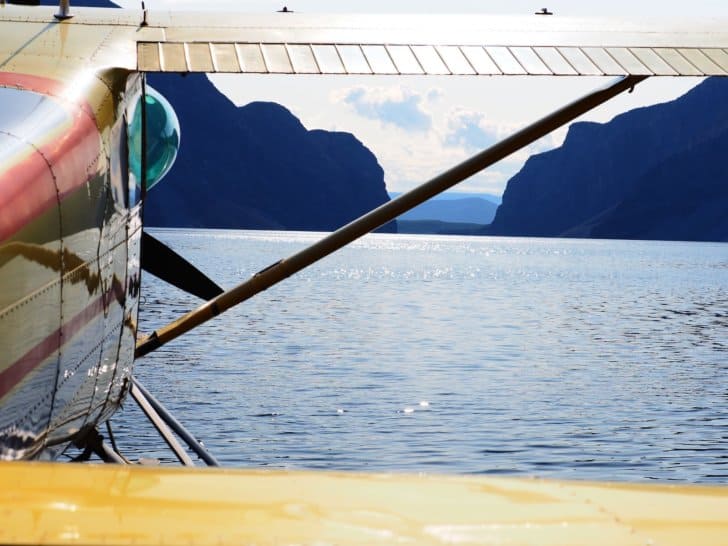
[[128, 86, 180, 191]]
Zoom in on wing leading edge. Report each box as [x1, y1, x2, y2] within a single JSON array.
[[1, 6, 727, 76]]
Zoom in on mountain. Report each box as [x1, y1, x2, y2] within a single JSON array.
[[41, 0, 396, 233], [388, 192, 498, 234], [398, 197, 497, 224], [391, 194, 499, 224], [144, 73, 395, 233], [395, 220, 487, 235], [390, 191, 502, 205], [486, 78, 728, 242]]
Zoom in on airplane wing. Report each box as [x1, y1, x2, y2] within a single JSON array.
[[137, 11, 728, 76], [1, 5, 728, 76]]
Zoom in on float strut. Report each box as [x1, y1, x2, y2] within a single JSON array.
[[71, 427, 126, 464], [130, 380, 195, 466], [131, 378, 220, 466]]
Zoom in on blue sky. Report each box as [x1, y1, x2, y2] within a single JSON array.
[[121, 0, 728, 196], [340, 87, 434, 133]]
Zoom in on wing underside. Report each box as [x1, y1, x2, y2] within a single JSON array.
[[131, 11, 728, 76], [138, 41, 728, 76]]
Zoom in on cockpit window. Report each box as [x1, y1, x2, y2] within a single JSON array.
[[127, 86, 180, 193]]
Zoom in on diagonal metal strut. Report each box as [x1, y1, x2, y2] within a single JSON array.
[[136, 75, 647, 358], [129, 380, 195, 466], [131, 378, 220, 466]]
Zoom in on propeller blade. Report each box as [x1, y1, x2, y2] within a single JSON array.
[[135, 75, 646, 358], [141, 231, 224, 301]]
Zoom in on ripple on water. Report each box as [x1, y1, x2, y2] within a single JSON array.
[[108, 231, 728, 484]]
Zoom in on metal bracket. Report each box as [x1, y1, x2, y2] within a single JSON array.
[[54, 0, 72, 20], [71, 427, 125, 464], [140, 1, 148, 27]]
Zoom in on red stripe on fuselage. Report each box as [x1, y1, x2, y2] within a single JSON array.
[[0, 146, 58, 241], [0, 72, 102, 242], [0, 73, 95, 119], [0, 280, 126, 401]]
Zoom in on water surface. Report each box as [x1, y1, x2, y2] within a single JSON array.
[[113, 230, 727, 483]]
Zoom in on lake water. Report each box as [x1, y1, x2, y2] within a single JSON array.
[[112, 229, 728, 484]]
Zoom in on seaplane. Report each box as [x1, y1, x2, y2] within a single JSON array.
[[1, 0, 727, 543]]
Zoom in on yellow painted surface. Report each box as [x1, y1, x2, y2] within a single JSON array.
[[0, 462, 727, 545]]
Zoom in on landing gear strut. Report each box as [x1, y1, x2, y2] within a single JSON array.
[[71, 377, 219, 466]]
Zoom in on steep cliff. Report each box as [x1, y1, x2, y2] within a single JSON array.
[[144, 73, 395, 232], [487, 78, 728, 242]]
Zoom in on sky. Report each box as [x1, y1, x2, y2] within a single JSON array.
[[119, 0, 728, 196]]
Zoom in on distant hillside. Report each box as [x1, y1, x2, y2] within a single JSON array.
[[394, 196, 497, 225], [391, 192, 502, 205], [486, 78, 728, 242]]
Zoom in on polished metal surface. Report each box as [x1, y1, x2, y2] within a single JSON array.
[[132, 11, 728, 75], [3, 6, 728, 49], [0, 86, 72, 458], [2, 5, 728, 76], [0, 69, 142, 460], [148, 12, 728, 49]]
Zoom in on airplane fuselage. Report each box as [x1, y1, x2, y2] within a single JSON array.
[[0, 67, 142, 459]]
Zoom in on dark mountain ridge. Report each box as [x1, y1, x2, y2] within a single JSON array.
[[144, 74, 395, 232], [487, 78, 728, 242]]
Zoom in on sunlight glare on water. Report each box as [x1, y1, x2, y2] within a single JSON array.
[[114, 229, 728, 483]]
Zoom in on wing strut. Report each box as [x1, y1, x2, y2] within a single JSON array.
[[135, 75, 646, 358]]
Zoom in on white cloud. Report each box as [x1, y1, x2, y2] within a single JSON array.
[[347, 102, 566, 195], [444, 109, 499, 151], [332, 85, 438, 132]]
